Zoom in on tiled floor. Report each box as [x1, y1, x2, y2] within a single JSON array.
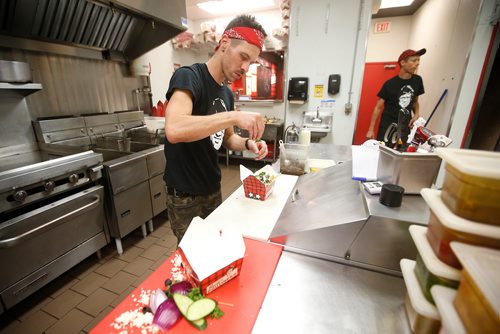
[[0, 163, 247, 334]]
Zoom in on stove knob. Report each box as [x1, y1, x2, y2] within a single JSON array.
[[44, 181, 55, 192], [14, 190, 28, 202], [69, 174, 79, 184]]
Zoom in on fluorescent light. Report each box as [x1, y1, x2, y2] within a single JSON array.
[[197, 0, 275, 15], [380, 0, 414, 9]]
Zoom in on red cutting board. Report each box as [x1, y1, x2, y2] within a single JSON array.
[[90, 238, 283, 334]]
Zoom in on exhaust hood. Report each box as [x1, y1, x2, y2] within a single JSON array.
[[0, 0, 187, 61]]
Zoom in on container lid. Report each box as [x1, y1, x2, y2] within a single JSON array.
[[400, 259, 440, 320], [430, 285, 466, 334], [436, 148, 500, 179], [421, 189, 500, 239], [449, 242, 500, 315], [409, 225, 461, 281]]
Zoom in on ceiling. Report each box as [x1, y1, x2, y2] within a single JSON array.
[[186, 0, 280, 21], [185, 0, 427, 21], [372, 0, 427, 18]]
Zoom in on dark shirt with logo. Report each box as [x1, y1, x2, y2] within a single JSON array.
[[164, 63, 234, 195], [377, 74, 424, 143]]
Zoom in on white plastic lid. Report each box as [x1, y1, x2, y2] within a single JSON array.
[[409, 225, 461, 281], [450, 242, 500, 315], [400, 259, 440, 320], [436, 147, 500, 179], [421, 188, 500, 239], [430, 285, 466, 334]]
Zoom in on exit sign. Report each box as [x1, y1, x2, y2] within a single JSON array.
[[374, 21, 391, 33]]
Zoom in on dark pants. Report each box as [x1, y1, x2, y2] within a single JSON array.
[[166, 189, 222, 244]]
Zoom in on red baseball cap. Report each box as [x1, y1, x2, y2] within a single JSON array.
[[398, 48, 426, 64]]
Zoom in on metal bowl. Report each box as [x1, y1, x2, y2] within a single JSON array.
[[0, 60, 32, 83]]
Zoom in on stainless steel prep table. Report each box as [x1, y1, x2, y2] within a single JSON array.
[[270, 144, 430, 276], [252, 144, 431, 333], [253, 251, 412, 334]]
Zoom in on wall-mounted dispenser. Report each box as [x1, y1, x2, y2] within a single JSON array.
[[328, 74, 340, 94], [288, 77, 309, 104]]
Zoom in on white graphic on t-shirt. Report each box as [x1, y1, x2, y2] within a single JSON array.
[[399, 85, 414, 116], [209, 98, 227, 150]]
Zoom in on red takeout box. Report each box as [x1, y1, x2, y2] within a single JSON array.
[[241, 165, 277, 201], [178, 217, 245, 295]]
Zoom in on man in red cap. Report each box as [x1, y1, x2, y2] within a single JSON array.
[[366, 48, 426, 148], [163, 15, 269, 243]]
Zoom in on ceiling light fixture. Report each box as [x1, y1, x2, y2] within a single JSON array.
[[197, 0, 276, 15], [380, 0, 414, 9]]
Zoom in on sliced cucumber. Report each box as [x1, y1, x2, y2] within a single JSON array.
[[173, 293, 193, 318], [190, 317, 207, 330], [186, 298, 217, 321]]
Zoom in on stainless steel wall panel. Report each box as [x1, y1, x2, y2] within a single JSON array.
[[0, 49, 144, 117]]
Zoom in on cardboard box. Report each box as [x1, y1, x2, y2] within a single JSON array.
[[178, 217, 245, 295], [240, 165, 277, 201]]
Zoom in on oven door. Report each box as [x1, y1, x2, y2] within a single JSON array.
[[0, 185, 108, 309]]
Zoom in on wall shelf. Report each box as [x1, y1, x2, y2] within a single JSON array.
[[0, 82, 43, 97]]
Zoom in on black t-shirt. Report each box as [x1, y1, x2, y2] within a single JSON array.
[[163, 63, 234, 195], [377, 74, 424, 142]]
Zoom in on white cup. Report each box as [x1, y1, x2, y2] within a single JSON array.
[[300, 129, 311, 146]]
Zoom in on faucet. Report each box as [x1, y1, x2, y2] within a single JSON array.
[[312, 107, 322, 123]]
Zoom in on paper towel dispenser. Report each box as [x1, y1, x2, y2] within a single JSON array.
[[328, 74, 341, 94], [288, 77, 309, 103]]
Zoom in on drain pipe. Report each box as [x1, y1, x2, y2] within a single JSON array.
[[345, 0, 366, 115]]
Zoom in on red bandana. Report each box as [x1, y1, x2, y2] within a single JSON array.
[[215, 26, 265, 52]]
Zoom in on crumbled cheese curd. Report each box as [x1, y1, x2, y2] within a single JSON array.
[[170, 252, 187, 282], [111, 288, 154, 333]]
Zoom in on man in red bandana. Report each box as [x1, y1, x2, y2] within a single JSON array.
[[163, 15, 268, 243]]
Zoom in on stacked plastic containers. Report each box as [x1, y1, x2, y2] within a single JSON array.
[[400, 148, 500, 334]]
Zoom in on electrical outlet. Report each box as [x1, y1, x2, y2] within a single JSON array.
[[345, 102, 352, 114]]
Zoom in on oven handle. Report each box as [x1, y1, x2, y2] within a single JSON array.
[[0, 195, 101, 248]]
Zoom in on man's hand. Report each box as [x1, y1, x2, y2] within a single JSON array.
[[366, 129, 375, 139], [409, 114, 419, 128], [235, 111, 265, 140], [247, 140, 268, 160]]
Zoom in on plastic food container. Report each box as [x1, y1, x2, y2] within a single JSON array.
[[280, 143, 308, 176], [436, 148, 500, 225], [430, 285, 466, 334], [421, 188, 500, 268], [377, 145, 442, 194], [410, 225, 460, 304], [450, 242, 500, 334], [400, 259, 441, 334]]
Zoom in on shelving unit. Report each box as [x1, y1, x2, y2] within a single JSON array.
[[0, 82, 43, 97]]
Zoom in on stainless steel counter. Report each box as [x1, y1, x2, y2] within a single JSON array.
[[270, 144, 429, 276], [252, 251, 411, 334], [253, 144, 428, 333]]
